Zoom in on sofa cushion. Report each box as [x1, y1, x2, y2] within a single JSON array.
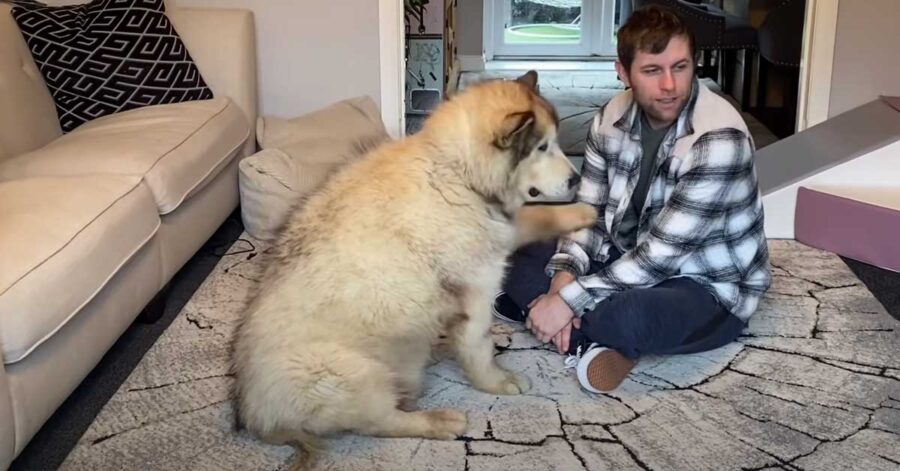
[[0, 97, 249, 215], [239, 96, 389, 240], [0, 176, 159, 364], [239, 148, 350, 241], [8, 0, 214, 133], [256, 95, 388, 164]]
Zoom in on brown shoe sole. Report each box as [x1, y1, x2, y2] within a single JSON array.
[[586, 349, 637, 391]]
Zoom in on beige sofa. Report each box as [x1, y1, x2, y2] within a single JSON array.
[[0, 5, 257, 467]]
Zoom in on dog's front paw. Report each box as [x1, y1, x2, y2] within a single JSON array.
[[570, 203, 598, 229], [477, 371, 530, 395]]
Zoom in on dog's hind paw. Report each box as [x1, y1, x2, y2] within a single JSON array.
[[502, 372, 531, 394], [512, 372, 531, 393], [424, 409, 468, 439]]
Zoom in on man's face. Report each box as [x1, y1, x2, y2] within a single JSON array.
[[616, 35, 694, 130]]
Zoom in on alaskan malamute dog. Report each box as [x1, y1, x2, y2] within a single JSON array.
[[232, 71, 596, 448]]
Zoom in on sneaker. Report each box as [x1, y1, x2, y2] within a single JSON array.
[[491, 292, 526, 323], [564, 343, 636, 393]]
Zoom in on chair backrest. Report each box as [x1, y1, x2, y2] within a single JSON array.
[[721, 0, 751, 21], [758, 0, 807, 66], [630, 0, 726, 50]]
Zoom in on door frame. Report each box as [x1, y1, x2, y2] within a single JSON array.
[[379, 0, 405, 138], [796, 0, 839, 132], [383, 0, 840, 138]]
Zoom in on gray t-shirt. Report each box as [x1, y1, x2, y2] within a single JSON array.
[[617, 113, 672, 250]]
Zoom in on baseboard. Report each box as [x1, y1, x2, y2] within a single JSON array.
[[459, 54, 485, 72]]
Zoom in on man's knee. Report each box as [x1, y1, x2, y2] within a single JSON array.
[[502, 241, 556, 310], [511, 240, 557, 263], [582, 289, 667, 349]]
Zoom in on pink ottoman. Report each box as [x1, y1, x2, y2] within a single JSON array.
[[795, 186, 900, 272]]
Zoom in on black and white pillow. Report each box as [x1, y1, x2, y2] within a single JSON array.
[[8, 0, 213, 132]]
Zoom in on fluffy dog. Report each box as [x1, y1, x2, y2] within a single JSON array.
[[232, 71, 597, 448]]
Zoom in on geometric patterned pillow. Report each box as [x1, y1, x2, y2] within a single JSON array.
[[7, 0, 213, 132]]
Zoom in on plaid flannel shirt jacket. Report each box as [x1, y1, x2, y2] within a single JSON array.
[[546, 79, 771, 322]]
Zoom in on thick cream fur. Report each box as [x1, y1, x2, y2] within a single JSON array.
[[232, 74, 597, 447]]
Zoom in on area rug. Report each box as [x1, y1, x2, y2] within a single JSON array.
[[60, 238, 900, 470], [455, 70, 780, 155]]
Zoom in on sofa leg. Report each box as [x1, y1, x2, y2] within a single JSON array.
[[139, 282, 171, 324]]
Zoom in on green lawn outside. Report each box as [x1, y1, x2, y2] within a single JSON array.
[[504, 24, 581, 44]]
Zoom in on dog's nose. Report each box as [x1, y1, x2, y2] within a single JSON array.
[[567, 173, 581, 189]]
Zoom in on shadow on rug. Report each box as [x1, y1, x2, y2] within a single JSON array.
[[60, 238, 900, 470]]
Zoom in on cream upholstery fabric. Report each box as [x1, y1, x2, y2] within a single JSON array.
[[0, 98, 249, 215], [0, 4, 62, 162], [5, 237, 162, 458], [0, 6, 258, 467], [240, 96, 388, 240], [158, 158, 241, 282], [256, 95, 387, 163], [0, 176, 159, 364], [168, 6, 258, 157], [0, 349, 13, 467], [239, 148, 312, 241]]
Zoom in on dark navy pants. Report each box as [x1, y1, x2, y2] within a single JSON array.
[[502, 241, 746, 359]]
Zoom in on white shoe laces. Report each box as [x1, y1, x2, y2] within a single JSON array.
[[563, 343, 598, 369]]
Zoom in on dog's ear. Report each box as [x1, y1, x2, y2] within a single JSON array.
[[496, 111, 536, 151], [515, 70, 539, 92]]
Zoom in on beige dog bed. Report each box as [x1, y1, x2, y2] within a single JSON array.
[[239, 96, 390, 240]]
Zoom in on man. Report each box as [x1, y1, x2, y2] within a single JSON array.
[[493, 5, 771, 393]]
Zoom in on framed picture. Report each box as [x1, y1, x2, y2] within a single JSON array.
[[405, 34, 444, 116]]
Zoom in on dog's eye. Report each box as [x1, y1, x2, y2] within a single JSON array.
[[537, 142, 549, 152], [528, 187, 541, 197]]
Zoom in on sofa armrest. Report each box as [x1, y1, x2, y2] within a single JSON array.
[[168, 7, 258, 157], [0, 353, 15, 470]]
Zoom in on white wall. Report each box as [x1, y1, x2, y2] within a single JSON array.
[[828, 0, 900, 118], [43, 0, 386, 123], [415, 0, 444, 34], [762, 139, 900, 239], [171, 0, 383, 122]]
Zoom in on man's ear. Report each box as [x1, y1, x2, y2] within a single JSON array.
[[497, 111, 535, 149], [515, 70, 539, 92], [614, 60, 631, 89]]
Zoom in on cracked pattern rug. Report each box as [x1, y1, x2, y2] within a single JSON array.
[[60, 239, 900, 470]]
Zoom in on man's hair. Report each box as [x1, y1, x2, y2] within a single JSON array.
[[616, 5, 697, 71]]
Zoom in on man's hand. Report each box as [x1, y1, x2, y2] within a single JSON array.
[[550, 317, 582, 354], [541, 271, 579, 353], [525, 293, 575, 344]]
